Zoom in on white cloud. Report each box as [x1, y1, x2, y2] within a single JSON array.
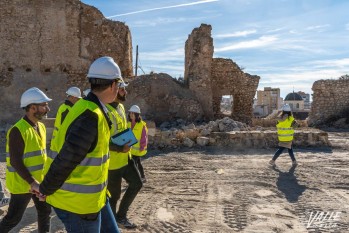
[[306, 24, 330, 31], [215, 36, 278, 52], [214, 29, 256, 39], [140, 49, 184, 62], [309, 58, 349, 68], [131, 16, 207, 27], [107, 0, 219, 18]]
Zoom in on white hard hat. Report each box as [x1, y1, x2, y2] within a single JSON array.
[[282, 104, 291, 111], [128, 105, 141, 113], [66, 87, 81, 98], [87, 56, 123, 80], [20, 87, 52, 108], [83, 88, 91, 97]]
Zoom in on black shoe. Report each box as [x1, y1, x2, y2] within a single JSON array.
[[117, 217, 137, 229]]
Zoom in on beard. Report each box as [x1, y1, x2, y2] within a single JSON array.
[[117, 92, 126, 102], [34, 111, 47, 120]]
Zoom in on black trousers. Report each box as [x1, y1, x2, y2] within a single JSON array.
[[132, 156, 145, 178], [107, 159, 143, 219], [0, 193, 51, 233]]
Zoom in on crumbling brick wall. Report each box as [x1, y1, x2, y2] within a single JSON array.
[[184, 24, 214, 119], [0, 0, 132, 124], [184, 24, 260, 123], [308, 78, 349, 126], [211, 59, 260, 123], [124, 73, 203, 124]]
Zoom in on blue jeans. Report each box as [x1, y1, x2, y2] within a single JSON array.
[[53, 198, 120, 233], [272, 146, 296, 161]]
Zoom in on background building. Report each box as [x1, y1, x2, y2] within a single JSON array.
[[255, 87, 282, 117], [284, 92, 304, 111], [297, 91, 311, 109]]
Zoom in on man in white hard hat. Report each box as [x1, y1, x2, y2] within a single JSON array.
[[50, 86, 81, 152], [107, 82, 143, 229], [32, 57, 123, 232], [0, 87, 52, 232]]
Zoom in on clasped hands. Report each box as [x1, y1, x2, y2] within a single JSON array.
[[29, 180, 46, 201]]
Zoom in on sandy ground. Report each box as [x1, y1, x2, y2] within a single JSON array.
[[0, 131, 348, 233]]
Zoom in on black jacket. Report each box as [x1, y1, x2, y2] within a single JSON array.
[[40, 92, 112, 196]]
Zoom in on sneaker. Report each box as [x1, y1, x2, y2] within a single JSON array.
[[0, 197, 10, 207], [292, 160, 298, 166], [269, 160, 275, 166], [117, 217, 137, 229]]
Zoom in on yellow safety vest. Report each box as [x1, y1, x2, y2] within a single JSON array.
[[127, 121, 148, 156], [45, 99, 110, 214], [107, 103, 131, 170], [277, 116, 295, 142], [5, 119, 47, 194], [51, 103, 71, 152]]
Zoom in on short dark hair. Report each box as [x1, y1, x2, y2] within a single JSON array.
[[90, 82, 114, 92]]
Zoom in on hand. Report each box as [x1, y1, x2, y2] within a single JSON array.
[[30, 180, 46, 201], [122, 141, 131, 153]]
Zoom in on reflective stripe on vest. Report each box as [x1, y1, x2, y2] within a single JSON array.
[[107, 103, 131, 170], [5, 119, 47, 194], [45, 99, 110, 214], [7, 164, 44, 172], [277, 116, 295, 142], [61, 181, 107, 193], [47, 151, 109, 166], [128, 121, 148, 157]]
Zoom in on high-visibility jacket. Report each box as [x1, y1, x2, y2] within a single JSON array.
[[277, 116, 295, 142], [127, 121, 148, 156], [6, 119, 47, 194], [51, 101, 72, 152], [107, 103, 131, 170], [45, 99, 110, 214]]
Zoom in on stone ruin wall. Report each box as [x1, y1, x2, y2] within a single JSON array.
[[124, 73, 204, 124], [0, 0, 132, 124], [184, 24, 260, 124], [309, 78, 349, 126], [184, 24, 214, 119], [211, 58, 260, 123]]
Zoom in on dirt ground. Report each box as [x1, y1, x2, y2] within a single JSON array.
[[0, 131, 348, 233]]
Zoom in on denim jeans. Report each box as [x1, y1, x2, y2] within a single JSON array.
[[272, 146, 296, 161], [53, 198, 120, 233], [0, 193, 51, 233]]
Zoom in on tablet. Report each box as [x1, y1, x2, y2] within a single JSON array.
[[111, 128, 138, 146]]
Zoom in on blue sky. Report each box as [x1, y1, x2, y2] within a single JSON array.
[[81, 0, 349, 100]]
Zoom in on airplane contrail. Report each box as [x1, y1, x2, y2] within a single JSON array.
[[107, 0, 219, 18]]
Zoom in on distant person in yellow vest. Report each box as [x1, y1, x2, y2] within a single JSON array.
[[107, 83, 143, 229], [0, 87, 52, 232], [269, 104, 298, 166], [32, 57, 123, 232], [50, 86, 81, 153], [127, 105, 148, 183]]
